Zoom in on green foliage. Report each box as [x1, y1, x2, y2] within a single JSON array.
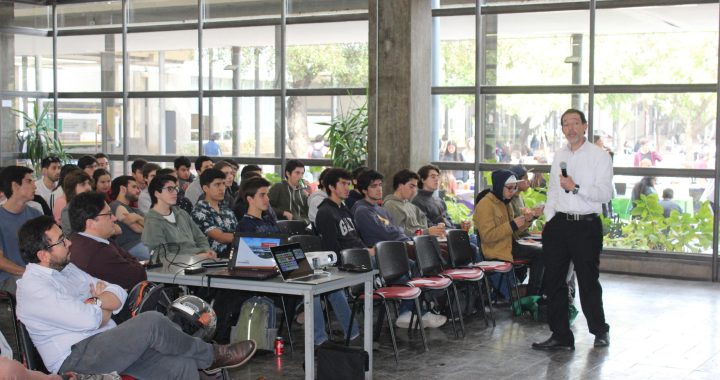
[[444, 195, 472, 228], [604, 194, 714, 253], [12, 103, 70, 173], [319, 100, 368, 171], [264, 172, 282, 185]]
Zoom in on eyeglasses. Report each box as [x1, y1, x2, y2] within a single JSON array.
[[162, 186, 180, 193], [45, 235, 66, 250], [504, 185, 518, 192], [95, 212, 114, 219]]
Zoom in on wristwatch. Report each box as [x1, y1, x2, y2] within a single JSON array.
[[572, 184, 580, 195], [85, 297, 102, 308]]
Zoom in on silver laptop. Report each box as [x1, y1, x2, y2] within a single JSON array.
[[270, 243, 334, 284]]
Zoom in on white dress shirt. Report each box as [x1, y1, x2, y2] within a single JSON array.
[[545, 139, 614, 221], [16, 263, 127, 374], [138, 189, 151, 214]]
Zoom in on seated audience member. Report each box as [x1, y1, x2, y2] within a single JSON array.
[[156, 167, 193, 214], [50, 164, 79, 215], [268, 159, 309, 223], [307, 168, 330, 224], [138, 163, 161, 213], [659, 188, 683, 218], [192, 169, 238, 258], [94, 153, 110, 171], [35, 156, 61, 207], [142, 174, 216, 259], [174, 156, 195, 191], [344, 166, 369, 210], [243, 173, 358, 345], [474, 169, 543, 296], [212, 161, 237, 209], [0, 166, 43, 293], [226, 160, 240, 197], [92, 168, 112, 203], [130, 159, 148, 191], [351, 169, 411, 246], [58, 170, 94, 235], [110, 176, 150, 260], [240, 164, 262, 180], [185, 156, 215, 206], [77, 155, 98, 178], [508, 165, 537, 236], [412, 165, 455, 227], [234, 171, 278, 224], [15, 216, 256, 378], [383, 169, 445, 238], [68, 192, 146, 290]]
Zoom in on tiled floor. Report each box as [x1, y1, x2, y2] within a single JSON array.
[[227, 273, 720, 380]]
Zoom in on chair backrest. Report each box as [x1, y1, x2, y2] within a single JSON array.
[[17, 320, 49, 373], [288, 234, 323, 252], [339, 248, 374, 297], [375, 241, 411, 284], [446, 229, 476, 267], [277, 220, 311, 236], [412, 235, 445, 276], [0, 291, 21, 361]]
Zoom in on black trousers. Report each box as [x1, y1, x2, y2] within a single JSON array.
[[512, 241, 544, 296], [541, 215, 609, 344]]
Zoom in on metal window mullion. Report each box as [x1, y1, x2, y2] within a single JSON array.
[[712, 2, 720, 283], [52, 2, 58, 139], [280, 0, 287, 171], [198, 0, 204, 156], [372, 0, 379, 169], [122, 0, 129, 170], [475, 0, 483, 197], [588, 0, 596, 138]]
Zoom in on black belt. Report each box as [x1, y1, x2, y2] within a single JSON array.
[[556, 212, 598, 222]]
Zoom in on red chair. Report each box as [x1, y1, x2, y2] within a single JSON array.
[[341, 248, 419, 364]]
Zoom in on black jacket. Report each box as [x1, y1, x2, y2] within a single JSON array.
[[315, 198, 366, 254]]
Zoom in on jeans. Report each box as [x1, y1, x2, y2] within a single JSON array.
[[313, 291, 358, 345], [128, 242, 151, 261]]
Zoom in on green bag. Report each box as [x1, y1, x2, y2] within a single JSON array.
[[232, 296, 277, 350], [513, 296, 579, 324]]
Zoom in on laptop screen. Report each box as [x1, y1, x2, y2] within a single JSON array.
[[240, 236, 282, 259], [270, 243, 313, 280]]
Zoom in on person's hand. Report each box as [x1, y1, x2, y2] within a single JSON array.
[[460, 220, 472, 232], [427, 225, 444, 237], [367, 247, 376, 256], [196, 251, 217, 260], [559, 175, 576, 192], [90, 281, 107, 298], [283, 211, 294, 220], [513, 215, 526, 227], [532, 205, 545, 217]]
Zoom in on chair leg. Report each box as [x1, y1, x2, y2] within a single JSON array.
[[280, 296, 294, 353], [345, 298, 360, 346], [375, 300, 388, 341], [475, 281, 489, 327], [413, 298, 429, 352], [451, 284, 465, 338], [384, 300, 399, 365], [321, 295, 332, 338], [483, 275, 496, 327], [445, 288, 459, 339]]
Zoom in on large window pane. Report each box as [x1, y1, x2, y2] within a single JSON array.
[[288, 0, 366, 16], [128, 98, 198, 156], [205, 97, 279, 158], [596, 4, 718, 85], [488, 11, 589, 86], [57, 35, 121, 92], [594, 93, 717, 169], [128, 1, 197, 26], [286, 22, 368, 89], [607, 175, 713, 254], [285, 95, 366, 158], [11, 34, 53, 92], [128, 31, 198, 91], [6, 3, 50, 29], [204, 0, 281, 21], [57, 1, 122, 30], [484, 94, 588, 165], [2, 97, 54, 163], [202, 27, 278, 90], [56, 98, 123, 155], [432, 94, 476, 162], [433, 16, 475, 87]]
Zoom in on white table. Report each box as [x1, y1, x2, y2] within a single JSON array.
[[147, 265, 376, 380]]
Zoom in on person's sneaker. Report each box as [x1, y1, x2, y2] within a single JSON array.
[[204, 340, 257, 374], [63, 372, 121, 380], [395, 311, 412, 329], [421, 312, 447, 328]]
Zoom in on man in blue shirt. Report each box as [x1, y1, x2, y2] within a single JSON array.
[[203, 132, 223, 156]]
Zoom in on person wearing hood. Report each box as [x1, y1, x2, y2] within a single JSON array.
[[474, 169, 543, 295], [268, 159, 309, 223], [383, 169, 445, 238]]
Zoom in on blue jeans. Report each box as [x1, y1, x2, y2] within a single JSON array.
[[314, 290, 358, 345], [128, 242, 151, 261]]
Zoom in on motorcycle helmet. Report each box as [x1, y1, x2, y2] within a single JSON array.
[[166, 295, 217, 342]]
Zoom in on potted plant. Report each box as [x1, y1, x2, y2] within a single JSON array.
[[11, 102, 70, 172], [319, 99, 368, 170]]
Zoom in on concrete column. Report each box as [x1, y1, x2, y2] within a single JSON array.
[[369, 0, 432, 188], [0, 3, 16, 165]]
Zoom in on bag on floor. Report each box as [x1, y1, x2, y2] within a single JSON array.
[[231, 296, 277, 351], [317, 341, 368, 380]]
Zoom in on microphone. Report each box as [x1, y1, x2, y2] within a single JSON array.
[[560, 161, 569, 193]]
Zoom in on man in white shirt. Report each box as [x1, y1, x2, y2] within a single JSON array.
[[15, 215, 257, 379], [35, 156, 61, 206], [532, 109, 613, 351], [137, 163, 160, 213], [185, 156, 214, 206]]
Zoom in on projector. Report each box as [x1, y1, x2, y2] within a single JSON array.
[[306, 251, 338, 269]]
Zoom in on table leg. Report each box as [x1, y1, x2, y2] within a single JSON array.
[[364, 277, 373, 379], [304, 290, 314, 380]]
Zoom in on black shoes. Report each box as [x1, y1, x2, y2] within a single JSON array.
[[531, 337, 575, 351], [594, 333, 610, 347]]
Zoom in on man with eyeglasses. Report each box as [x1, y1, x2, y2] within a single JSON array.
[[68, 191, 146, 290], [532, 108, 613, 351], [15, 215, 257, 378], [474, 169, 541, 297], [0, 166, 43, 293], [191, 169, 237, 258], [142, 174, 217, 259]]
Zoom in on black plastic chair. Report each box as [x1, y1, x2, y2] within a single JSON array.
[[288, 234, 323, 252], [277, 220, 311, 236]]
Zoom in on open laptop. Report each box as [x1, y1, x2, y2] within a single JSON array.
[[270, 243, 335, 284], [205, 233, 286, 280]]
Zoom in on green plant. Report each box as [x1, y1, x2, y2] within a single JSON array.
[[444, 195, 472, 228], [11, 103, 70, 172], [319, 99, 368, 170]]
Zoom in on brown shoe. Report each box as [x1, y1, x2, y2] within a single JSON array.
[[204, 340, 257, 374]]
